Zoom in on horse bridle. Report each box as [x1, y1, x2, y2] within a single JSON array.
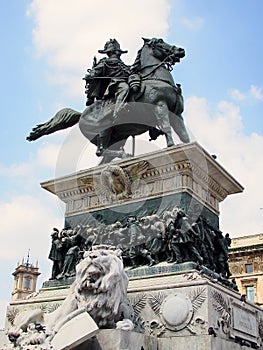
[[85, 50, 178, 81], [139, 53, 178, 79]]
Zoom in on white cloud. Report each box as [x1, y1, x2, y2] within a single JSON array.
[[0, 136, 67, 194], [27, 0, 170, 97], [0, 135, 72, 328], [0, 161, 34, 179], [180, 16, 204, 30], [185, 96, 263, 236], [229, 89, 246, 101], [36, 139, 65, 170], [229, 84, 263, 102], [0, 136, 68, 287], [1, 127, 89, 183], [0, 195, 63, 260], [0, 192, 63, 328], [250, 85, 263, 100]]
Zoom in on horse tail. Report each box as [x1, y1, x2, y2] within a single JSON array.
[[26, 108, 81, 141]]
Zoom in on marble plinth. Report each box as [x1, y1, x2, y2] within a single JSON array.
[[126, 264, 263, 348], [75, 329, 158, 350], [6, 266, 263, 349], [41, 142, 243, 228], [77, 330, 259, 350], [2, 143, 251, 350]]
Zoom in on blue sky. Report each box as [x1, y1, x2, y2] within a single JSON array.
[[0, 0, 263, 327]]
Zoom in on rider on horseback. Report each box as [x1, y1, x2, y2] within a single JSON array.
[[84, 39, 131, 119], [27, 37, 190, 164]]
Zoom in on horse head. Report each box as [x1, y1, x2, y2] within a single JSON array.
[[142, 37, 185, 65]]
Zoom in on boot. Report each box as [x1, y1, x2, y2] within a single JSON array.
[[130, 258, 137, 269], [96, 138, 104, 156], [147, 255, 156, 267], [86, 97, 94, 106], [165, 131, 175, 147]]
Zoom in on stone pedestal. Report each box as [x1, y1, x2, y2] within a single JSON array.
[[6, 265, 263, 349], [85, 331, 260, 350], [126, 263, 263, 349], [76, 329, 158, 350], [4, 143, 259, 350], [41, 142, 243, 228]]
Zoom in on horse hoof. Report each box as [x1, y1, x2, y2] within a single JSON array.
[[96, 148, 104, 156]]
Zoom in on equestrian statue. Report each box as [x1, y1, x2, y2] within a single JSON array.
[[27, 38, 190, 163]]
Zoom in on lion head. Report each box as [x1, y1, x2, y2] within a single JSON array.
[[6, 246, 132, 349], [73, 245, 129, 328]]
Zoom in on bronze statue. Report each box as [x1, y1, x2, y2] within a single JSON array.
[[84, 39, 130, 119], [126, 216, 156, 267], [48, 208, 233, 281], [48, 228, 64, 279], [27, 37, 190, 163]]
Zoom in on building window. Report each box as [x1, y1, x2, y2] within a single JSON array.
[[24, 278, 31, 290], [245, 264, 253, 273], [246, 286, 255, 302]]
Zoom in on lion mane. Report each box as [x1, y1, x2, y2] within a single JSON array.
[[8, 246, 131, 348], [73, 245, 129, 327], [45, 245, 130, 333]]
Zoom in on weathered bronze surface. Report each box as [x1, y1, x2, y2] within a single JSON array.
[[27, 38, 190, 163]]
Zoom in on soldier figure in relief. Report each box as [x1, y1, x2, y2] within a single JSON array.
[[48, 228, 64, 279]]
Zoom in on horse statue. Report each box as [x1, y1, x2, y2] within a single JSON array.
[[27, 38, 190, 164]]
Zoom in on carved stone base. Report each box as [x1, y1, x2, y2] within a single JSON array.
[[78, 330, 259, 350], [2, 144, 253, 350], [5, 267, 263, 349], [126, 264, 263, 348], [76, 329, 158, 350], [41, 142, 243, 228]]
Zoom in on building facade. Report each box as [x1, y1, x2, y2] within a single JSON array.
[[228, 233, 263, 307]]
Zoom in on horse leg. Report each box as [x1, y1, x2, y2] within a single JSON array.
[[154, 101, 175, 147], [96, 129, 112, 156], [99, 139, 128, 164], [172, 92, 190, 143], [170, 114, 190, 143]]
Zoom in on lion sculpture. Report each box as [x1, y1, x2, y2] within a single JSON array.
[[7, 246, 133, 349]]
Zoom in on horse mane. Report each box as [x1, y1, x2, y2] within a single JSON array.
[[130, 38, 157, 73], [131, 47, 143, 73]]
